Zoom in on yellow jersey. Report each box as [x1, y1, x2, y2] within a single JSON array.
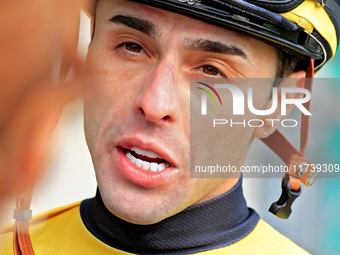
[[0, 201, 309, 254]]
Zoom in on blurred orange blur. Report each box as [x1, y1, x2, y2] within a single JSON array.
[[0, 0, 87, 217]]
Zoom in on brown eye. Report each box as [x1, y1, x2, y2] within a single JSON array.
[[125, 42, 142, 53], [203, 65, 220, 76]]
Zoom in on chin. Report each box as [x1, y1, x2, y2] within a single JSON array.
[[111, 203, 169, 225], [100, 191, 173, 225]]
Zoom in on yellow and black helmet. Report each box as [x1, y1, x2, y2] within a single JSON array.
[[84, 0, 340, 71]]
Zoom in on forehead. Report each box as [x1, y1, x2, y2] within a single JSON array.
[[95, 0, 278, 78], [96, 0, 252, 44]]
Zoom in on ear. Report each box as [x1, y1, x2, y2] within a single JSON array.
[[254, 70, 306, 139]]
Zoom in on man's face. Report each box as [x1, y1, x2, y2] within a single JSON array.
[[85, 0, 277, 224]]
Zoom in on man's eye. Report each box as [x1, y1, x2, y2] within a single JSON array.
[[125, 42, 143, 53], [202, 65, 221, 76]]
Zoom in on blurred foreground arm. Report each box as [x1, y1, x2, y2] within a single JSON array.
[[0, 0, 88, 216]]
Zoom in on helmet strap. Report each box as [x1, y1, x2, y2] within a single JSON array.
[[13, 192, 34, 255], [261, 58, 317, 218]]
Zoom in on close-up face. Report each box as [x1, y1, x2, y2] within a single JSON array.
[[84, 0, 279, 224]]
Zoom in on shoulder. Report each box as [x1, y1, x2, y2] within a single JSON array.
[[1, 201, 81, 233], [196, 219, 310, 255], [0, 202, 129, 254], [0, 201, 81, 254], [1, 205, 309, 255]]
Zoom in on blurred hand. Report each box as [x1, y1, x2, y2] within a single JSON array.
[[0, 0, 87, 215]]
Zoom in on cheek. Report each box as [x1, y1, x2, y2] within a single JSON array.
[[190, 81, 272, 171], [87, 42, 147, 103], [84, 54, 130, 147], [83, 95, 104, 156], [190, 90, 248, 170], [86, 46, 138, 108]]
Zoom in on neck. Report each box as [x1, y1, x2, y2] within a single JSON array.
[[80, 178, 259, 255]]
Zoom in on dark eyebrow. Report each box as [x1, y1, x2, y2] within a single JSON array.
[[108, 14, 159, 39], [185, 39, 248, 59]]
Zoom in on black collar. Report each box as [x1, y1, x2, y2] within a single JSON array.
[[80, 178, 259, 255]]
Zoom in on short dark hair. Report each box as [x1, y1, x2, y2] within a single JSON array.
[[275, 49, 300, 78]]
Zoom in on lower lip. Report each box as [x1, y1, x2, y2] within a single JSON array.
[[113, 147, 178, 188]]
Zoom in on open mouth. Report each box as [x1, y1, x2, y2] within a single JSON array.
[[123, 147, 171, 172]]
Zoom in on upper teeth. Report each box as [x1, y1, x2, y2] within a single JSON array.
[[130, 147, 161, 159], [126, 147, 169, 172]]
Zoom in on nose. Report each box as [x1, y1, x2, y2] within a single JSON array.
[[134, 57, 180, 124]]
